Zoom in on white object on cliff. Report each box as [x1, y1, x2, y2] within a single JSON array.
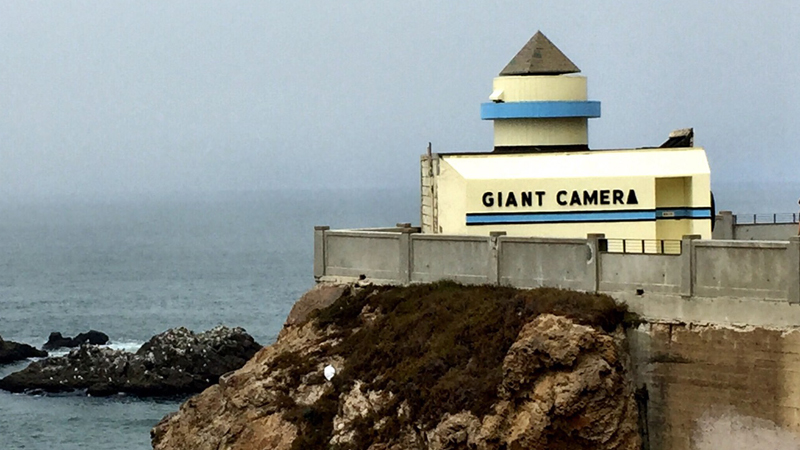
[[324, 364, 336, 381]]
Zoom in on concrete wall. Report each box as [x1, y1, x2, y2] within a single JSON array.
[[498, 236, 593, 291], [317, 229, 401, 281], [599, 253, 682, 295], [714, 210, 799, 241], [733, 223, 798, 240], [411, 234, 490, 284], [629, 323, 800, 450], [694, 240, 789, 301], [315, 226, 800, 311]]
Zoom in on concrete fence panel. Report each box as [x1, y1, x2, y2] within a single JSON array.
[[316, 228, 800, 305], [498, 237, 592, 290], [733, 224, 798, 241], [324, 231, 402, 281], [693, 240, 789, 301], [599, 253, 683, 295], [410, 235, 490, 284]]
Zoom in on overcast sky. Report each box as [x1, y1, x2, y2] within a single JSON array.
[[1, 1, 798, 201]]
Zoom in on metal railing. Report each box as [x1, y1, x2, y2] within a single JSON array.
[[600, 239, 682, 255], [733, 213, 799, 224]]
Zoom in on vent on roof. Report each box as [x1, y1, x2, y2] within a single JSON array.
[[660, 128, 694, 148]]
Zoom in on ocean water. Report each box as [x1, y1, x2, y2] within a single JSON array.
[[0, 188, 418, 450], [0, 182, 797, 450]]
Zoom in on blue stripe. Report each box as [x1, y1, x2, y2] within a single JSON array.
[[481, 101, 601, 120], [466, 210, 655, 225], [466, 208, 713, 225], [656, 208, 712, 219]]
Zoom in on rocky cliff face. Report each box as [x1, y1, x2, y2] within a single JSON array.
[[152, 282, 641, 450]]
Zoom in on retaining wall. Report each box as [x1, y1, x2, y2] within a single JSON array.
[[628, 323, 800, 450], [315, 225, 800, 315]]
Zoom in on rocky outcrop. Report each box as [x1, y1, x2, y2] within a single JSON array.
[[0, 336, 47, 365], [281, 282, 346, 333], [152, 283, 641, 450], [0, 326, 261, 397], [43, 330, 109, 350]]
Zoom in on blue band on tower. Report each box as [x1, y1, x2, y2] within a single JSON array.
[[481, 101, 601, 120]]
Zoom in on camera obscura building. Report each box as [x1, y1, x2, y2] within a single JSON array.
[[421, 31, 712, 241]]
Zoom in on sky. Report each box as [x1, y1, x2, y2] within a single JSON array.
[[1, 1, 798, 201]]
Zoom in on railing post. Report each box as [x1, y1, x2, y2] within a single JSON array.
[[715, 211, 734, 240], [789, 237, 800, 304], [398, 224, 415, 284], [680, 234, 701, 297], [314, 226, 330, 281], [586, 233, 605, 293], [489, 231, 506, 285]]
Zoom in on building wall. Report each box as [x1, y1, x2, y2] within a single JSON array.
[[491, 75, 587, 102], [489, 74, 590, 147], [493, 118, 588, 147], [420, 155, 436, 233], [429, 150, 712, 240]]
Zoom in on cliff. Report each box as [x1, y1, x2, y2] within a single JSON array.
[[151, 282, 641, 450]]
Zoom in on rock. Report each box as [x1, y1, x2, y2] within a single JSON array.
[[475, 315, 640, 450], [152, 322, 323, 450], [74, 330, 110, 346], [0, 335, 48, 365], [428, 412, 482, 450], [280, 283, 346, 335], [151, 284, 641, 450], [43, 332, 71, 349], [0, 326, 261, 397], [43, 330, 109, 350]]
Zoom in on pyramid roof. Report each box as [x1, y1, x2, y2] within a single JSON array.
[[499, 31, 580, 76]]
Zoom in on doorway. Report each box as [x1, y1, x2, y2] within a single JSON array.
[[655, 177, 692, 241]]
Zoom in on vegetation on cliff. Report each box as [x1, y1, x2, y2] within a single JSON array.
[[283, 282, 631, 448], [152, 282, 641, 450]]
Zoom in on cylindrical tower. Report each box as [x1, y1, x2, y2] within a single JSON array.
[[481, 31, 601, 152]]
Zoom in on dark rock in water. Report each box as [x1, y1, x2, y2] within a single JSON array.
[[43, 330, 109, 350], [0, 326, 261, 397], [0, 336, 48, 365], [42, 332, 72, 350], [74, 330, 109, 346]]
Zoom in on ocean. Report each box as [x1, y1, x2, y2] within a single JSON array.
[[0, 188, 418, 450], [0, 183, 797, 449]]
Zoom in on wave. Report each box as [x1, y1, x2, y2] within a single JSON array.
[[105, 340, 145, 353], [17, 339, 146, 359]]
